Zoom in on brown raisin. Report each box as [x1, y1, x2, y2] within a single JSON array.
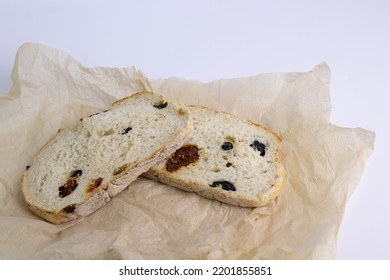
[[95, 177, 103, 187], [63, 204, 76, 213], [166, 145, 200, 172], [59, 179, 78, 198], [87, 110, 108, 119]]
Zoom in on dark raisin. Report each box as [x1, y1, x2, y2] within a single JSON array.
[[26, 165, 30, 170], [71, 169, 83, 177], [250, 140, 266, 156], [221, 142, 233, 150], [59, 179, 78, 198], [209, 181, 236, 191], [63, 204, 76, 213], [121, 127, 132, 135], [226, 162, 233, 167], [153, 102, 168, 109]]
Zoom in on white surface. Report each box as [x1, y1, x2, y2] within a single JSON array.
[[0, 0, 389, 259]]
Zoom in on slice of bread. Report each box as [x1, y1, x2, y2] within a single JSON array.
[[22, 92, 193, 224], [144, 105, 286, 207]]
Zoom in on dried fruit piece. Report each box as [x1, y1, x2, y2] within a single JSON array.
[[221, 142, 233, 150], [153, 102, 168, 109], [166, 145, 200, 172], [59, 179, 78, 198], [209, 181, 236, 191], [59, 170, 83, 198], [250, 140, 266, 156], [121, 127, 132, 135], [63, 204, 76, 213], [71, 169, 83, 177], [95, 177, 103, 187]]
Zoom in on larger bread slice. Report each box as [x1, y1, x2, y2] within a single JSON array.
[[144, 105, 286, 207], [22, 92, 193, 224]]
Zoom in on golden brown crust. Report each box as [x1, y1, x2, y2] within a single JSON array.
[[111, 91, 164, 107], [188, 104, 282, 142]]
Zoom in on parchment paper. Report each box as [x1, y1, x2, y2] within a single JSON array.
[[0, 43, 375, 259]]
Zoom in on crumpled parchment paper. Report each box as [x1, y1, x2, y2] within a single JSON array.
[[0, 43, 375, 259]]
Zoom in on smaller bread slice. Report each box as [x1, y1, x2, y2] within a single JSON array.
[[144, 105, 286, 207], [22, 92, 193, 224]]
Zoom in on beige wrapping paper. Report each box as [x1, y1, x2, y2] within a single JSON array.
[[0, 43, 375, 259]]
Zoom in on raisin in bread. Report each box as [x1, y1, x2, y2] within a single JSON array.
[[22, 92, 193, 224], [144, 105, 286, 207]]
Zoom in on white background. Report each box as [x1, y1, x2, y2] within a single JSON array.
[[0, 0, 389, 259]]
